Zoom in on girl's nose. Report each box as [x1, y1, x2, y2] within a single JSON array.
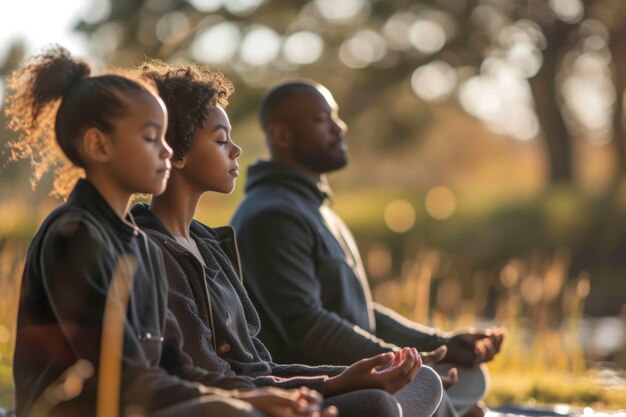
[[232, 140, 242, 159], [161, 139, 173, 160]]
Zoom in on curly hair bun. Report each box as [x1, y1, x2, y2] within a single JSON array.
[[6, 45, 91, 131], [33, 47, 91, 99]]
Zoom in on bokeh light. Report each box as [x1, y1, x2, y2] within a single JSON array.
[[366, 242, 392, 279], [425, 187, 456, 220], [409, 19, 447, 54], [500, 261, 521, 288], [411, 60, 457, 102], [187, 0, 222, 12], [339, 30, 387, 69], [92, 22, 124, 56], [225, 0, 264, 15], [549, 0, 584, 24], [191, 21, 241, 64], [314, 0, 369, 24], [383, 12, 416, 51], [459, 58, 539, 141], [520, 275, 543, 305], [283, 31, 324, 64], [156, 12, 190, 44], [79, 0, 111, 24], [384, 199, 416, 233], [506, 42, 543, 78], [562, 51, 614, 139], [240, 25, 281, 66]]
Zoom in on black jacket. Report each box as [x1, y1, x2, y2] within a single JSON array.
[[231, 160, 446, 366], [14, 179, 253, 417], [132, 204, 344, 394]]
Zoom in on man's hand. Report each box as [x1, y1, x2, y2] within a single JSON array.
[[325, 347, 421, 396], [439, 367, 458, 390], [236, 386, 338, 417], [443, 328, 505, 368]]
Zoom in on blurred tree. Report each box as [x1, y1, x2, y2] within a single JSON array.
[[68, 0, 625, 185]]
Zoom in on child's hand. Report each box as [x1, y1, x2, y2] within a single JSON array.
[[325, 347, 421, 395], [419, 345, 447, 365], [236, 386, 338, 417]]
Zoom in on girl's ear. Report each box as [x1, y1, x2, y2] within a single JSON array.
[[82, 128, 111, 163], [171, 156, 186, 169]]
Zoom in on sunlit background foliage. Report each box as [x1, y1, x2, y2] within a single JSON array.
[[1, 0, 626, 412]]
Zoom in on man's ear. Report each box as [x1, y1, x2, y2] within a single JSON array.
[[267, 121, 293, 150], [82, 128, 111, 163]]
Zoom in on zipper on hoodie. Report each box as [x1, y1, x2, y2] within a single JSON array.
[[163, 239, 218, 353], [230, 234, 244, 283], [201, 264, 218, 353]]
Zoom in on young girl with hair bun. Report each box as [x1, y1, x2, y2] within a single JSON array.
[[7, 46, 328, 417]]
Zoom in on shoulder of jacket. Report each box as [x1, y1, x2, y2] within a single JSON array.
[[42, 207, 108, 242]]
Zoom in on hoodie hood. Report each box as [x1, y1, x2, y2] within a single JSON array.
[[131, 202, 234, 243], [131, 203, 170, 236], [244, 160, 332, 204]]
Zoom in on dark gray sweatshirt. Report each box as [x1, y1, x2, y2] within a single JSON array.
[[14, 179, 253, 417], [132, 204, 345, 394], [231, 160, 446, 366]]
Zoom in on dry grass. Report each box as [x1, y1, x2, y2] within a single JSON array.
[[373, 248, 626, 410], [1, 224, 625, 411]]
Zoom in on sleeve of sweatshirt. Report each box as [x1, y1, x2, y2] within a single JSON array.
[[236, 210, 401, 366], [40, 216, 252, 414], [373, 303, 448, 352], [269, 362, 346, 378]]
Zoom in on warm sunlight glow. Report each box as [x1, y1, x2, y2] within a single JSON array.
[[0, 0, 89, 62], [384, 199, 416, 233], [81, 0, 111, 24], [425, 187, 456, 220], [0, 325, 9, 344], [283, 31, 324, 64]]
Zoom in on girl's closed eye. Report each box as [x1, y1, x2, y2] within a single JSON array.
[[143, 128, 160, 142], [215, 133, 228, 145]]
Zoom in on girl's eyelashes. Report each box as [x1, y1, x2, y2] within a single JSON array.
[[144, 136, 158, 142]]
